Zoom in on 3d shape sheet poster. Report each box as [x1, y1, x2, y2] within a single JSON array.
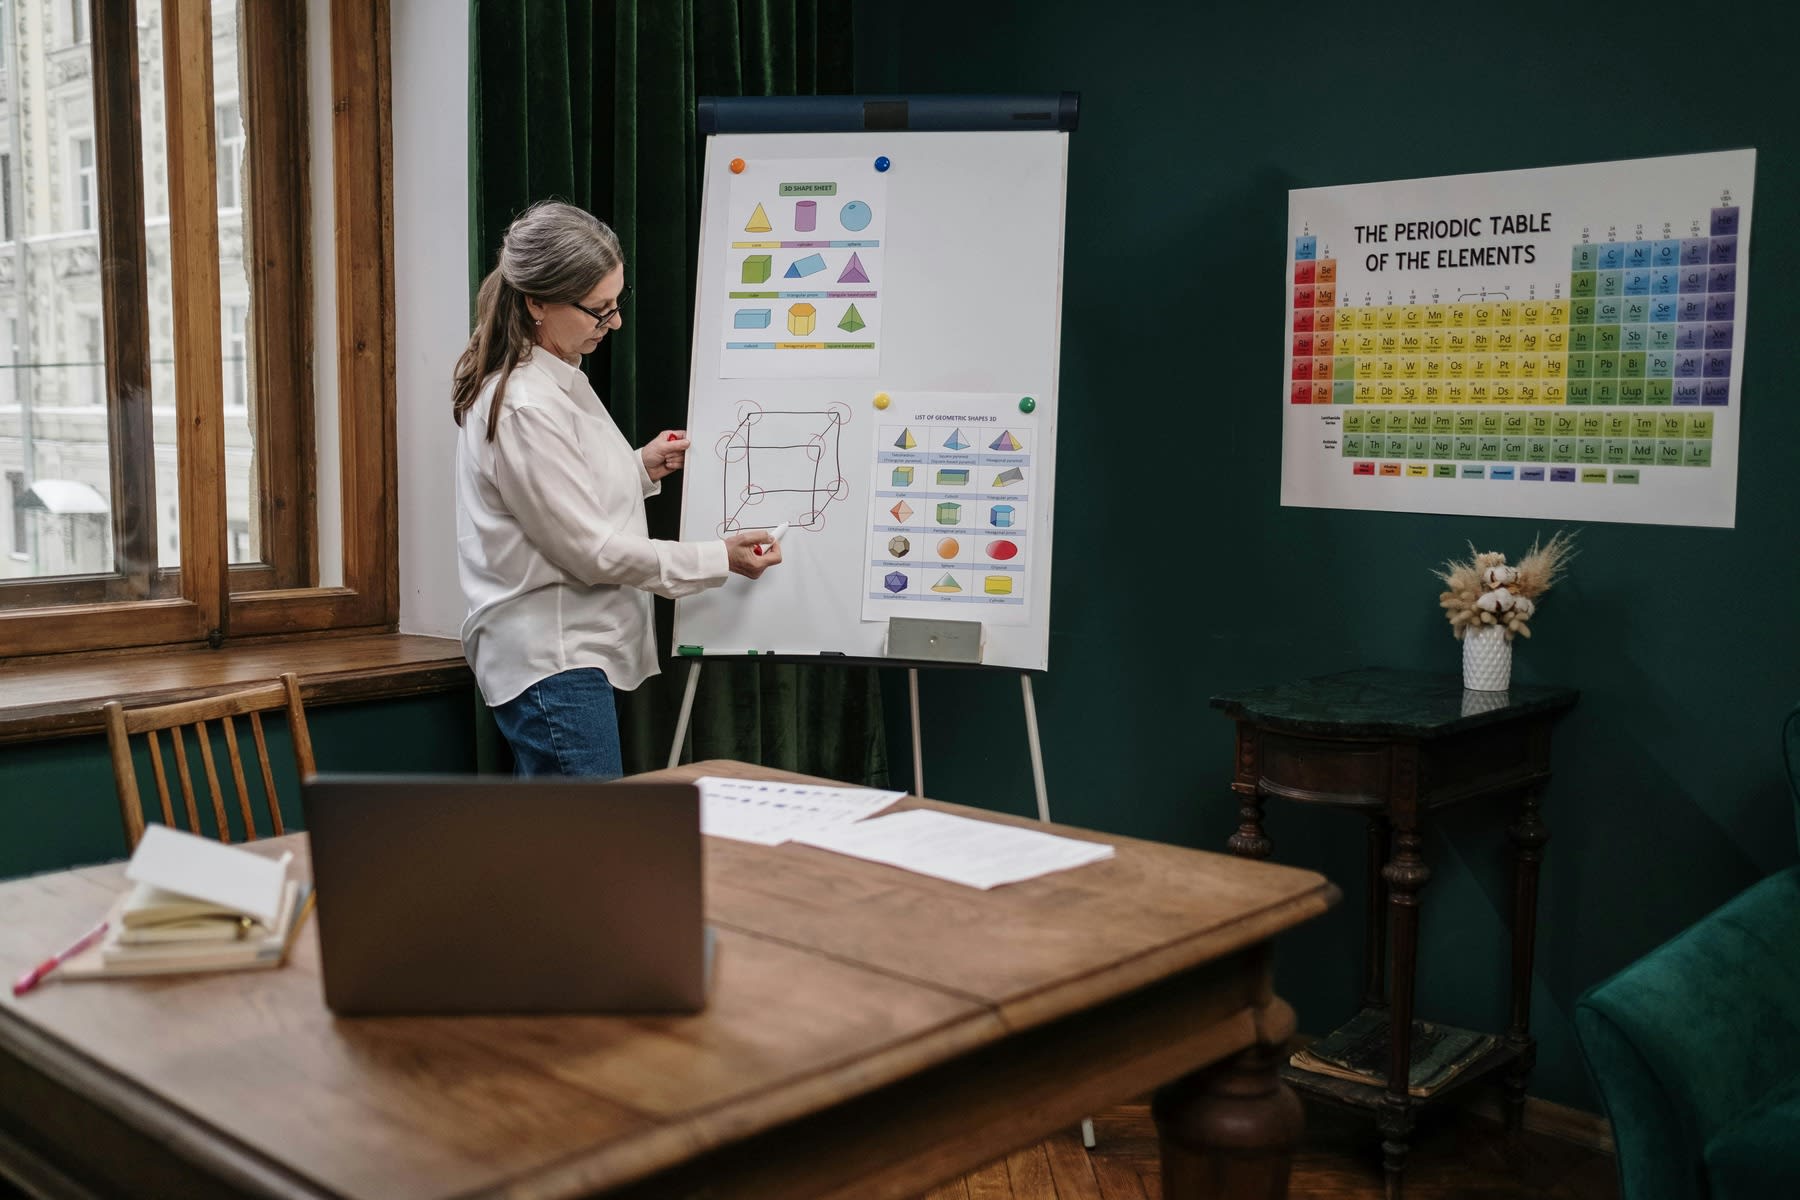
[[720, 156, 886, 379], [1280, 150, 1755, 529]]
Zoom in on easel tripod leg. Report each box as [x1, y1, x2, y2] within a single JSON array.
[[1021, 673, 1050, 824], [908, 667, 924, 796], [667, 661, 703, 770]]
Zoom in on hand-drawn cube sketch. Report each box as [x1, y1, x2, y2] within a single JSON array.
[[715, 401, 852, 535]]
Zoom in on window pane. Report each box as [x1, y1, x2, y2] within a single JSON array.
[[213, 0, 258, 565], [137, 0, 181, 570], [0, 0, 116, 580]]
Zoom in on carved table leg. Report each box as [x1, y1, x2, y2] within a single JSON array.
[[1227, 724, 1272, 859], [1363, 814, 1391, 1010], [1380, 811, 1429, 1199], [1504, 783, 1549, 1133], [1154, 1041, 1304, 1200]]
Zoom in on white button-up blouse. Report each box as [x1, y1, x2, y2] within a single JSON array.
[[455, 346, 728, 706]]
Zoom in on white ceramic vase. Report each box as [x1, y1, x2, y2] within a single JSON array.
[[1462, 624, 1513, 691]]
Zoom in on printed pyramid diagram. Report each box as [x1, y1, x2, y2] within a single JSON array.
[[890, 500, 913, 523], [944, 429, 969, 450], [745, 203, 772, 233], [930, 574, 962, 593], [838, 252, 870, 284], [989, 430, 1022, 452], [893, 428, 916, 449], [838, 303, 867, 333]]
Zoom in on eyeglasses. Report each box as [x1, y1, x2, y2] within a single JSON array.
[[571, 283, 632, 327]]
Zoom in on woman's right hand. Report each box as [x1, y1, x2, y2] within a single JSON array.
[[725, 530, 782, 579]]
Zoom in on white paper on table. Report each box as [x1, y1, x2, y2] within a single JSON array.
[[793, 809, 1114, 889], [696, 775, 905, 846]]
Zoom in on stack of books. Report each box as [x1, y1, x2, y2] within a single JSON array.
[[1289, 1009, 1496, 1098], [56, 825, 312, 980]]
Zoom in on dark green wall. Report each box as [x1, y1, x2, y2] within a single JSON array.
[[857, 1, 1800, 1110], [0, 690, 480, 879]]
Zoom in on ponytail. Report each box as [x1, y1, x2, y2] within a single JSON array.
[[451, 267, 537, 442]]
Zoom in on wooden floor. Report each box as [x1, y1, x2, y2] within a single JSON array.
[[917, 1101, 1621, 1200]]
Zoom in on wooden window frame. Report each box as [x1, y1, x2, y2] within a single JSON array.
[[0, 0, 396, 657]]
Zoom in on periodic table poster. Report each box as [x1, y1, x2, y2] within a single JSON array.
[[1280, 150, 1755, 528]]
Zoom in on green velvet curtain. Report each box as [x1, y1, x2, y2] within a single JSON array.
[[467, 1, 888, 785]]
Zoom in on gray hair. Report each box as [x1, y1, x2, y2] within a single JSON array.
[[452, 201, 624, 438]]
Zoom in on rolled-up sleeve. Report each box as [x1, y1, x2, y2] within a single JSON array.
[[492, 406, 728, 598]]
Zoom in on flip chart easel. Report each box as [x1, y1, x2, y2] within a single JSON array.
[[670, 94, 1075, 843]]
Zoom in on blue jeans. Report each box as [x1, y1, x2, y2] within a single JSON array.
[[490, 667, 624, 779]]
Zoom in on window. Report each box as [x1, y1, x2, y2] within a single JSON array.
[[0, 317, 14, 410], [215, 98, 242, 210], [0, 2, 396, 657], [1, 152, 12, 242], [6, 471, 24, 557], [223, 303, 246, 408], [80, 313, 103, 405], [71, 135, 95, 231]]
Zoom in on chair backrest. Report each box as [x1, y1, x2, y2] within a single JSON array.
[[103, 673, 316, 850]]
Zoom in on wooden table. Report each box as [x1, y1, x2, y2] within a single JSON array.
[[0, 760, 1337, 1200], [1211, 669, 1578, 1199]]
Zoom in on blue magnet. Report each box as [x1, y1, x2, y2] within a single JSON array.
[[874, 156, 890, 172]]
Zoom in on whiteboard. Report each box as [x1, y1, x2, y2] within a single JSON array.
[[673, 131, 1068, 670]]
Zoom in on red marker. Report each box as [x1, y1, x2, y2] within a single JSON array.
[[666, 432, 679, 442], [12, 919, 108, 996]]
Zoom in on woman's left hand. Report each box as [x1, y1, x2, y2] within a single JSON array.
[[641, 431, 691, 481]]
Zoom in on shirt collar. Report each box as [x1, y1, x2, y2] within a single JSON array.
[[528, 344, 582, 394]]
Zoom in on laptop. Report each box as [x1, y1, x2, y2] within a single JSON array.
[[301, 775, 712, 1016]]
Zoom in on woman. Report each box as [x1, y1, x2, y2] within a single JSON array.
[[452, 201, 780, 777]]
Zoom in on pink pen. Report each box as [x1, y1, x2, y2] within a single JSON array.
[[12, 919, 108, 996]]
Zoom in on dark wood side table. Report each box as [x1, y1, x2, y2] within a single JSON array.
[[1211, 667, 1578, 1200]]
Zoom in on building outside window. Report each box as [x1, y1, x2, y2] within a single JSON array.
[[224, 303, 247, 408], [71, 134, 95, 231], [216, 97, 242, 210], [6, 471, 24, 556]]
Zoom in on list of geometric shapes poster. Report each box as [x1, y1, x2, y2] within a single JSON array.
[[721, 156, 887, 380], [862, 396, 1036, 626]]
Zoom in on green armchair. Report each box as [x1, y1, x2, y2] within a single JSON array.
[[1575, 704, 1800, 1200]]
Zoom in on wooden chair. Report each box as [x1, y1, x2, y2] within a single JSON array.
[[104, 673, 316, 850]]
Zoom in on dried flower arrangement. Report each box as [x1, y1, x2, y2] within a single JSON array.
[[1435, 532, 1576, 641]]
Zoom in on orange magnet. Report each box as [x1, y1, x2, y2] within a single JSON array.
[[729, 157, 746, 174]]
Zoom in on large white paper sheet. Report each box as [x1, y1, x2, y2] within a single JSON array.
[[794, 809, 1114, 889]]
